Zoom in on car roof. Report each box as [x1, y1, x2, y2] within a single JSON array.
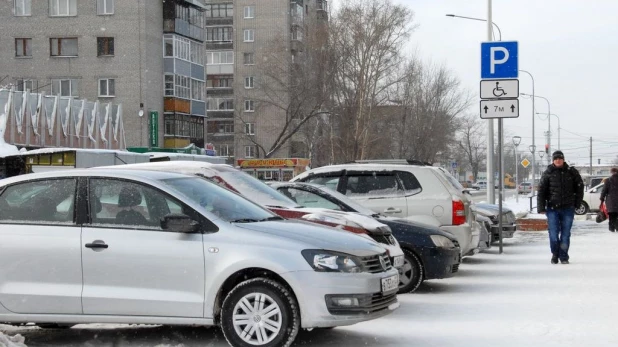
[[0, 168, 193, 186], [97, 161, 238, 178], [295, 163, 432, 178]]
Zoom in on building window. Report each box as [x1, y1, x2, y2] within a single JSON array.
[[205, 51, 234, 65], [245, 100, 255, 112], [244, 29, 255, 42], [50, 0, 77, 16], [97, 37, 115, 56], [50, 38, 78, 57], [218, 145, 234, 157], [15, 79, 35, 92], [206, 98, 234, 111], [244, 6, 255, 19], [205, 3, 233, 18], [164, 74, 174, 96], [245, 146, 256, 158], [175, 75, 191, 99], [97, 0, 114, 15], [218, 122, 234, 134], [15, 38, 32, 58], [292, 26, 303, 41], [51, 79, 79, 97], [243, 53, 255, 65], [164, 37, 174, 57], [245, 123, 255, 135], [99, 78, 115, 97], [190, 41, 204, 65], [207, 76, 233, 88], [206, 27, 233, 43], [191, 79, 205, 100], [14, 0, 31, 16], [244, 77, 254, 89]]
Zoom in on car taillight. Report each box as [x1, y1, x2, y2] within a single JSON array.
[[452, 199, 466, 225]]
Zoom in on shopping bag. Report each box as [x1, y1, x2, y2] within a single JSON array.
[[596, 202, 609, 223]]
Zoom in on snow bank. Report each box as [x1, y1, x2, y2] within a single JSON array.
[[0, 332, 27, 347]]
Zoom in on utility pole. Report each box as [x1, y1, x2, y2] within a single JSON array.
[[590, 137, 593, 183], [486, 0, 495, 204]]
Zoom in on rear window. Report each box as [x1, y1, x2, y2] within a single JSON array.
[[436, 168, 464, 191], [345, 174, 402, 197], [396, 171, 422, 195], [302, 175, 341, 191]]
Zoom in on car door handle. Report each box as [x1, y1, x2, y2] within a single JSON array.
[[383, 208, 402, 214], [85, 241, 109, 249]]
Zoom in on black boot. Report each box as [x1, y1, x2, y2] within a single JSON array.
[[560, 259, 569, 264], [551, 254, 558, 264]]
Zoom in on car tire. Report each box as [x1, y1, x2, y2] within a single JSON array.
[[221, 278, 300, 347], [575, 202, 589, 215], [397, 249, 424, 294]]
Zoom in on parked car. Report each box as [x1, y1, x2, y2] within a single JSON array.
[[517, 182, 533, 194], [291, 162, 480, 257], [0, 169, 399, 346], [100, 161, 404, 267], [471, 203, 517, 242], [269, 181, 461, 293], [469, 182, 481, 190], [576, 182, 604, 215], [476, 181, 488, 190]]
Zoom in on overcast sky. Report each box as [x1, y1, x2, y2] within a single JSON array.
[[390, 0, 618, 165]]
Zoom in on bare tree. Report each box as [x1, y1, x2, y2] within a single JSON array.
[[457, 114, 487, 181], [236, 21, 331, 158], [327, 0, 415, 162]]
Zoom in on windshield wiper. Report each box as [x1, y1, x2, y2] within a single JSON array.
[[230, 218, 261, 223], [259, 216, 284, 221]]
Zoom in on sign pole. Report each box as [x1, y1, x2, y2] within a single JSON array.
[[515, 149, 519, 203], [498, 118, 504, 254]]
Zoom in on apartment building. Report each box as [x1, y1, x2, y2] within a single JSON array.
[[204, 0, 328, 160], [0, 0, 207, 149]]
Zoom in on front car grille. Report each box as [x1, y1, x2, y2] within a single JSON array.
[[326, 292, 398, 315], [360, 253, 392, 273], [369, 234, 397, 246]]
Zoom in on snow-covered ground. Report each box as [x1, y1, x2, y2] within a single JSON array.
[[2, 220, 617, 347]]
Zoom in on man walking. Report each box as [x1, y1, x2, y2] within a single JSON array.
[[600, 168, 618, 232], [537, 150, 584, 264]]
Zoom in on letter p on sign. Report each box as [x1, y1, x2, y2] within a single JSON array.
[[481, 41, 518, 79]]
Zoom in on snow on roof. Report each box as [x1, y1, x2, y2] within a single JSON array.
[[13, 148, 148, 157], [0, 143, 19, 158]]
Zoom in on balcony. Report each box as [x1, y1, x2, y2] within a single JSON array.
[[164, 19, 205, 42]]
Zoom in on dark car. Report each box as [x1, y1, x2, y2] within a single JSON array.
[[471, 203, 517, 242], [269, 181, 461, 293]]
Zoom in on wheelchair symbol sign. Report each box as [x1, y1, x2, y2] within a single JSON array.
[[480, 79, 519, 100]]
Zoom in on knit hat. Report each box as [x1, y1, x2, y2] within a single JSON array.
[[552, 150, 564, 160]]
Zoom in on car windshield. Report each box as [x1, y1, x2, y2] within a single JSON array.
[[161, 177, 275, 223], [218, 171, 301, 209], [313, 185, 377, 216]]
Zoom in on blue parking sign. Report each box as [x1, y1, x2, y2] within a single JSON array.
[[481, 41, 518, 79]]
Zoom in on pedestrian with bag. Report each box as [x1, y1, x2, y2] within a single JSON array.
[[600, 168, 618, 232], [537, 151, 585, 264]]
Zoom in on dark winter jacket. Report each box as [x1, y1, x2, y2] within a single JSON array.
[[601, 174, 618, 213], [537, 163, 584, 213]]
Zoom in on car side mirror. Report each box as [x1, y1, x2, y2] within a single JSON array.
[[161, 213, 200, 233]]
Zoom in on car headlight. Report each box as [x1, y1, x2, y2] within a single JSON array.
[[430, 235, 455, 248], [301, 250, 363, 273]]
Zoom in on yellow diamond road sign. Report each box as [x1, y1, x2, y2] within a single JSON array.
[[521, 158, 531, 168]]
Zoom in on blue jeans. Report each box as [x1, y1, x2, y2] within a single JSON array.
[[546, 207, 575, 261]]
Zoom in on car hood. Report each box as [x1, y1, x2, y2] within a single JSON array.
[[473, 203, 513, 216], [233, 219, 386, 257], [377, 217, 457, 241]]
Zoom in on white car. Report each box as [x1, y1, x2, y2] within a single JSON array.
[[292, 162, 479, 257], [576, 182, 604, 215]]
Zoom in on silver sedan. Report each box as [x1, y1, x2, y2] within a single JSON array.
[[0, 169, 399, 347]]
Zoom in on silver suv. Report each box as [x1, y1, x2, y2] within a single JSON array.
[[0, 169, 399, 347], [293, 163, 479, 256]]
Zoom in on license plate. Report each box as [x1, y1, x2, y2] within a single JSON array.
[[392, 255, 404, 268], [381, 274, 399, 293]]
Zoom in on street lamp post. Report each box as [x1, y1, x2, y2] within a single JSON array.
[[446, 6, 501, 204], [519, 70, 536, 194], [537, 112, 560, 150], [538, 151, 545, 175], [522, 93, 551, 164], [512, 136, 522, 202]]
